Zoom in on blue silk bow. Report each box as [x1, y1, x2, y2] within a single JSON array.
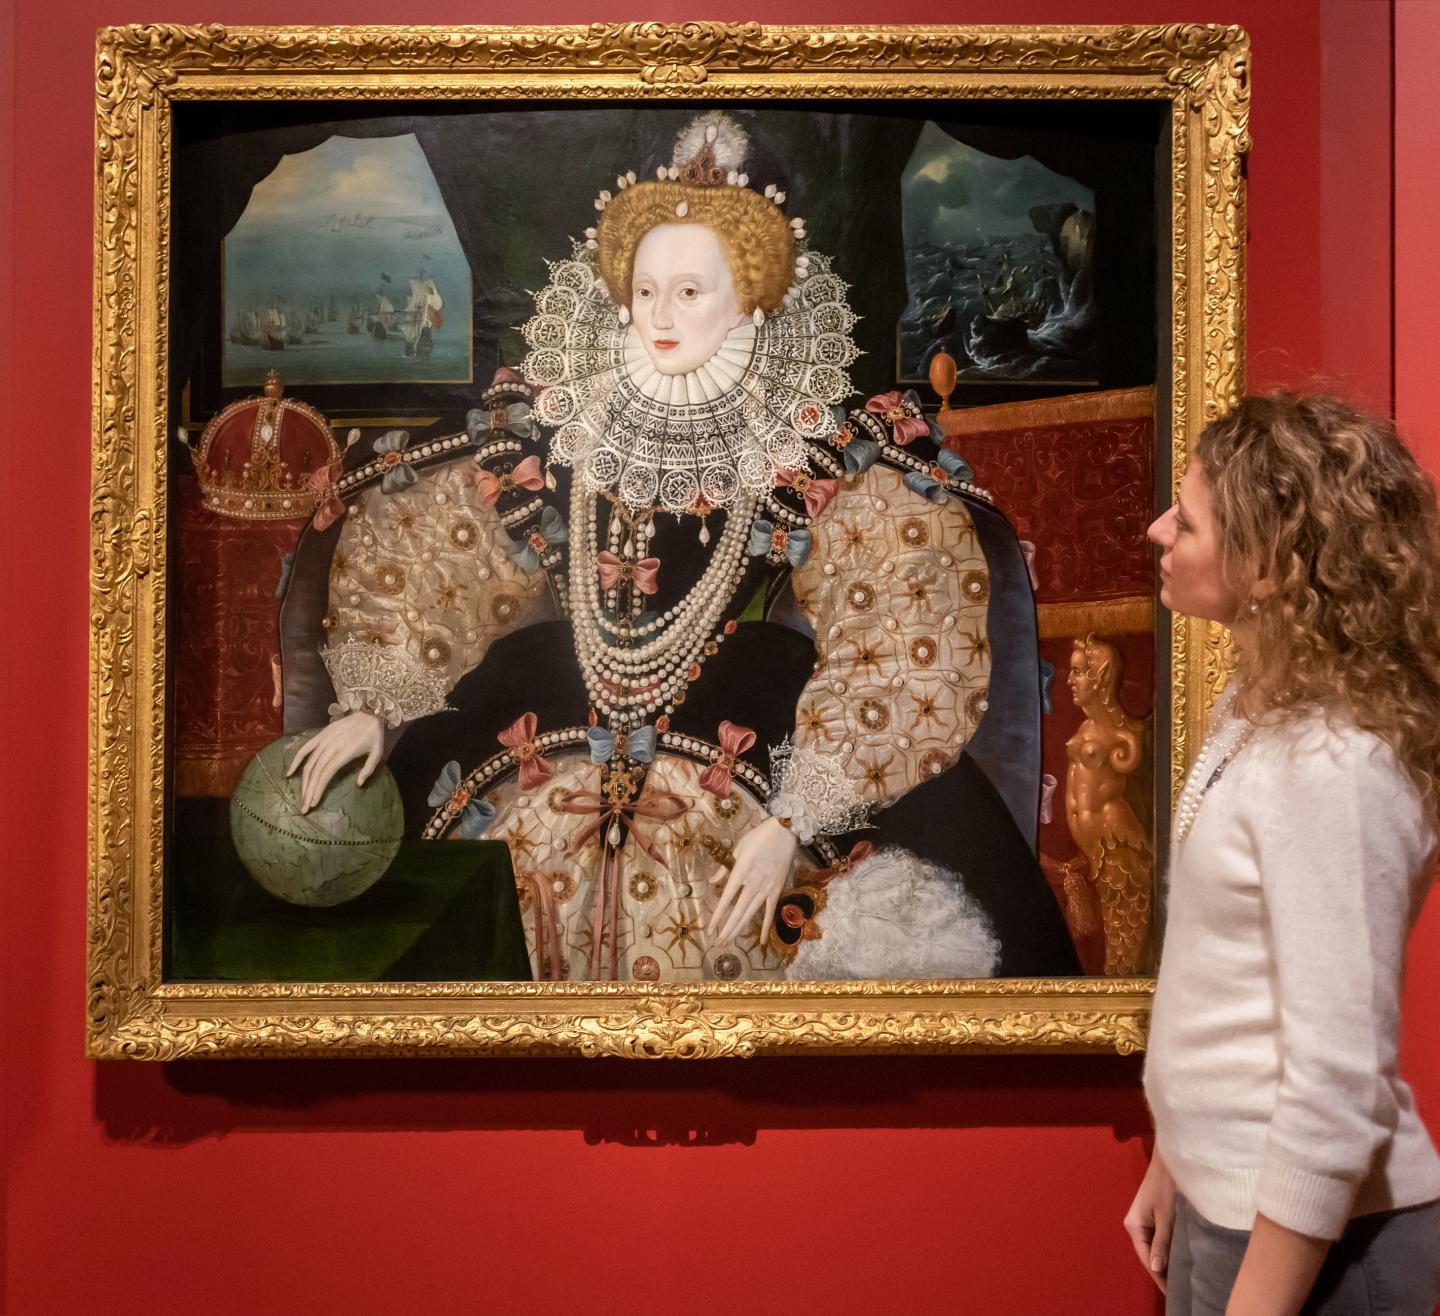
[[748, 520, 812, 567], [587, 724, 658, 765], [466, 401, 535, 443], [374, 430, 417, 494], [507, 505, 569, 572], [427, 760, 497, 839], [903, 448, 974, 504], [829, 405, 880, 475]]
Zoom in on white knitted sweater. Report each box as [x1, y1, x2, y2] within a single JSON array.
[[1143, 699, 1440, 1240]]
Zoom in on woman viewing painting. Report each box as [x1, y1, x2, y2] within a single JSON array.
[[283, 111, 1079, 984], [1127, 395, 1440, 1314]]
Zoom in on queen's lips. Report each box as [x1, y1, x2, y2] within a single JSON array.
[[653, 339, 679, 349]]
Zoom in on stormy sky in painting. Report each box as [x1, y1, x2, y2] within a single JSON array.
[[902, 120, 1093, 245]]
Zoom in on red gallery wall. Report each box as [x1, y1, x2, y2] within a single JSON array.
[[3, 3, 1432, 1313]]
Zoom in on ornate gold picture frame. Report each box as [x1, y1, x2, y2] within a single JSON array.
[[89, 22, 1247, 1059]]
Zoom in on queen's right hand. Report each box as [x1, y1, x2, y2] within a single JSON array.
[[286, 711, 386, 813]]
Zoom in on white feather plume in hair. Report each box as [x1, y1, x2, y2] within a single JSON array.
[[785, 847, 1001, 980], [672, 111, 749, 174]]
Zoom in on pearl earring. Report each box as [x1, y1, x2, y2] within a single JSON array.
[[752, 307, 765, 328], [618, 305, 630, 326]]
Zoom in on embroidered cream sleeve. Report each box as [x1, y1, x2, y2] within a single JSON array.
[[776, 464, 993, 840], [323, 461, 552, 725]]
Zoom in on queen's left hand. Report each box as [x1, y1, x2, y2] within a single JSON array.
[[706, 816, 799, 947]]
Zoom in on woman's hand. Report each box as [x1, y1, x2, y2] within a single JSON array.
[[706, 816, 799, 946], [1124, 1149, 1176, 1293], [286, 711, 386, 813]]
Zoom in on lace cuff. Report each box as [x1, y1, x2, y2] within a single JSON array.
[[321, 639, 450, 728], [766, 738, 872, 845]]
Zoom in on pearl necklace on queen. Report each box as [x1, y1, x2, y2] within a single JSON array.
[[568, 480, 758, 731], [1173, 684, 1256, 845]]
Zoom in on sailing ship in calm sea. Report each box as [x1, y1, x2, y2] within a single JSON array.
[[399, 275, 444, 360]]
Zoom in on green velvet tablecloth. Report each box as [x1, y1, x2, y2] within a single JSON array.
[[167, 833, 531, 983]]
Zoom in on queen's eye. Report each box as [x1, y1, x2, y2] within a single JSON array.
[[635, 286, 653, 299], [679, 286, 698, 299]]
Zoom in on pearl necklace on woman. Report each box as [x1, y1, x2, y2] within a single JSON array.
[[568, 479, 758, 730], [1174, 684, 1256, 845]]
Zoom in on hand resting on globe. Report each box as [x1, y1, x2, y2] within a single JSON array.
[[286, 710, 385, 813]]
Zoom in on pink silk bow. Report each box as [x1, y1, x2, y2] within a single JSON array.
[[596, 551, 661, 595], [697, 721, 757, 799], [498, 711, 553, 791], [474, 454, 544, 507], [775, 469, 839, 518], [865, 391, 929, 446], [307, 462, 344, 531]]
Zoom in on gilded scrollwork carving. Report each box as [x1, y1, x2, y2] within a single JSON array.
[[89, 22, 1243, 1059], [97, 993, 1150, 1060]]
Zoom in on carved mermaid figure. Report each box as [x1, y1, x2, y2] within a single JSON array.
[[1063, 633, 1153, 975]]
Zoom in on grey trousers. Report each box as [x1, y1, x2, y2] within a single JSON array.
[[1167, 1195, 1440, 1316]]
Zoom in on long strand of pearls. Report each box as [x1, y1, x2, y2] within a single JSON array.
[[568, 481, 757, 729], [1174, 685, 1255, 845]]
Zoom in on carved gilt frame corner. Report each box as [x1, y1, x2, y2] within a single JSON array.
[[89, 22, 1248, 1059]]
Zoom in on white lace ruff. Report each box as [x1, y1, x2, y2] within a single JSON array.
[[520, 244, 860, 515]]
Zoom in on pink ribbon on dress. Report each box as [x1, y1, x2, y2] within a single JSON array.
[[552, 782, 689, 866], [518, 871, 566, 982], [553, 779, 691, 980], [865, 390, 929, 446], [307, 462, 344, 531], [474, 454, 544, 507], [498, 711, 553, 791], [596, 551, 661, 595], [775, 468, 839, 518], [697, 721, 757, 799]]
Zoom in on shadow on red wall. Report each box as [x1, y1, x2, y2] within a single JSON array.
[[95, 1054, 1150, 1148]]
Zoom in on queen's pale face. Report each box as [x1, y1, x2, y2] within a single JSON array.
[[630, 223, 746, 376]]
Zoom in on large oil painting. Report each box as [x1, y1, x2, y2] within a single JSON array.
[[89, 24, 1248, 1058]]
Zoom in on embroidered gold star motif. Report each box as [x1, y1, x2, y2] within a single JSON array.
[[659, 914, 702, 960], [847, 637, 890, 677], [501, 817, 543, 861], [956, 629, 989, 665], [910, 690, 942, 726], [796, 703, 831, 738], [857, 750, 895, 796], [838, 521, 869, 556]]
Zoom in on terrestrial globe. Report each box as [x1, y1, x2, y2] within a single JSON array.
[[229, 731, 403, 907]]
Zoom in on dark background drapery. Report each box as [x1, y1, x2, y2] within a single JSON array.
[[172, 99, 1162, 426]]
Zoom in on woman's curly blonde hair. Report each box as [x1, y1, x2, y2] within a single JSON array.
[[1197, 392, 1440, 820], [595, 182, 795, 315]]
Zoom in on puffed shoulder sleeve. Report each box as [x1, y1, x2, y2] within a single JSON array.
[[323, 448, 551, 726], [769, 460, 993, 843]]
